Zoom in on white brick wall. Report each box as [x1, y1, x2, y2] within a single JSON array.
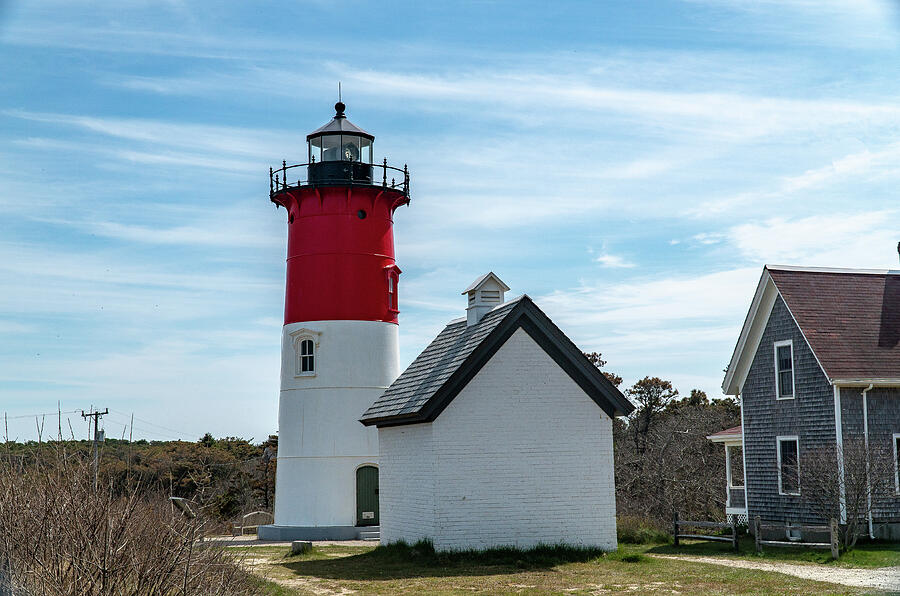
[[378, 327, 617, 551], [379, 423, 435, 544]]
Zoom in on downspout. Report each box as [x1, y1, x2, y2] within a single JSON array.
[[862, 383, 874, 539]]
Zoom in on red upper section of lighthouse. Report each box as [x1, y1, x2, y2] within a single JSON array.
[[271, 182, 408, 325], [270, 103, 410, 325]]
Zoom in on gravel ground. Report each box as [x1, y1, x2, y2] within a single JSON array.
[[650, 554, 900, 592]]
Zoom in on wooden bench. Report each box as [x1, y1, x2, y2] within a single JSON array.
[[232, 511, 273, 536]]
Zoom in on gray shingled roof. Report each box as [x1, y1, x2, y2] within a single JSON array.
[[360, 295, 634, 426], [361, 298, 523, 422]]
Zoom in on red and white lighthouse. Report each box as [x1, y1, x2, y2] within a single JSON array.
[[259, 102, 409, 540]]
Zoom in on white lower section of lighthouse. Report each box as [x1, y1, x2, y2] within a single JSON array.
[[259, 320, 399, 541]]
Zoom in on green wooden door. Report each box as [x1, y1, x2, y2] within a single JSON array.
[[356, 466, 379, 526]]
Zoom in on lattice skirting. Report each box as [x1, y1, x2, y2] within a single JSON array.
[[727, 513, 748, 526]]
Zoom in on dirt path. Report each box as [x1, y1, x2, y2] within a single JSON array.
[[239, 553, 357, 595], [650, 554, 900, 592]]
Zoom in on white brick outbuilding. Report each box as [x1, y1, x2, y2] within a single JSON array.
[[360, 274, 633, 552]]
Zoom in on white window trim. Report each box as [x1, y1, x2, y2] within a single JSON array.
[[726, 444, 745, 489], [776, 435, 801, 496], [893, 432, 900, 495], [774, 340, 795, 400], [289, 328, 321, 378]]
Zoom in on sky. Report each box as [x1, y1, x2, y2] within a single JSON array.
[[2, 0, 899, 443]]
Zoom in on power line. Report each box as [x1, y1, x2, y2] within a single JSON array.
[[108, 409, 193, 438], [2, 409, 81, 421], [104, 412, 185, 442]]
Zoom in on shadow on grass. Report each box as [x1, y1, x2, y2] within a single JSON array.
[[647, 536, 752, 558], [277, 540, 622, 581]]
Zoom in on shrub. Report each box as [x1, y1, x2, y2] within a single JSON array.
[[617, 515, 671, 544], [0, 443, 254, 595]]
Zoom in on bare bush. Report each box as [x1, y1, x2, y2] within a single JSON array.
[[802, 438, 895, 550], [0, 442, 255, 596], [615, 405, 737, 522]]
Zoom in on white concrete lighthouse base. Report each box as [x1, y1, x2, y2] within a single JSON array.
[[258, 524, 368, 541], [272, 320, 399, 533]]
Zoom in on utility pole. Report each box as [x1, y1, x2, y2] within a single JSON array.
[[81, 408, 107, 490]]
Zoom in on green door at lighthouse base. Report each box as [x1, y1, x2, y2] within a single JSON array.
[[356, 466, 379, 526]]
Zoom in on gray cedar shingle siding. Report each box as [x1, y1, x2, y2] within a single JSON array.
[[743, 296, 837, 524], [725, 267, 900, 529], [841, 387, 900, 521]]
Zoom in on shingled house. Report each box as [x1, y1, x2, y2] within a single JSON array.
[[360, 273, 634, 551], [711, 265, 900, 540]]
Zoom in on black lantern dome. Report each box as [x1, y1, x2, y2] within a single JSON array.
[[306, 102, 374, 184]]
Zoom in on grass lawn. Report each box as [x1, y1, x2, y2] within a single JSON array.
[[233, 541, 888, 595], [651, 536, 900, 568]]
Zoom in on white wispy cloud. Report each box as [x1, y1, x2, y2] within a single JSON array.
[[782, 143, 900, 192], [595, 253, 635, 268], [7, 110, 290, 159], [692, 232, 726, 245], [532, 267, 761, 396], [729, 211, 899, 268]]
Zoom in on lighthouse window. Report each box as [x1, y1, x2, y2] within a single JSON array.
[[321, 135, 341, 161], [388, 274, 399, 312], [360, 139, 372, 163], [299, 339, 315, 374], [341, 136, 361, 161], [309, 137, 323, 162]]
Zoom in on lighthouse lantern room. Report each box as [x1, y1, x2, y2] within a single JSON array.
[[259, 103, 410, 541]]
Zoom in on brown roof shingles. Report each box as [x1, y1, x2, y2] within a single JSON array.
[[708, 425, 742, 439], [767, 267, 900, 380]]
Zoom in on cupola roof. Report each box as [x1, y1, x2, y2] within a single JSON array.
[[307, 102, 374, 141]]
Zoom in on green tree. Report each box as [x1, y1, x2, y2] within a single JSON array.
[[583, 351, 624, 387], [626, 377, 678, 455]]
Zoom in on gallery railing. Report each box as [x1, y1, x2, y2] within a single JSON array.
[[269, 158, 409, 199]]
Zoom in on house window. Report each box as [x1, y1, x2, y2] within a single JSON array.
[[726, 445, 744, 488], [774, 340, 794, 399], [299, 339, 315, 374], [894, 433, 900, 495], [777, 436, 800, 495]]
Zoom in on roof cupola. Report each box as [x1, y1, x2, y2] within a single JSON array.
[[463, 272, 510, 326]]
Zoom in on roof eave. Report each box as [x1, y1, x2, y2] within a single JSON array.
[[361, 296, 634, 428], [722, 268, 774, 395], [832, 378, 900, 387]]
